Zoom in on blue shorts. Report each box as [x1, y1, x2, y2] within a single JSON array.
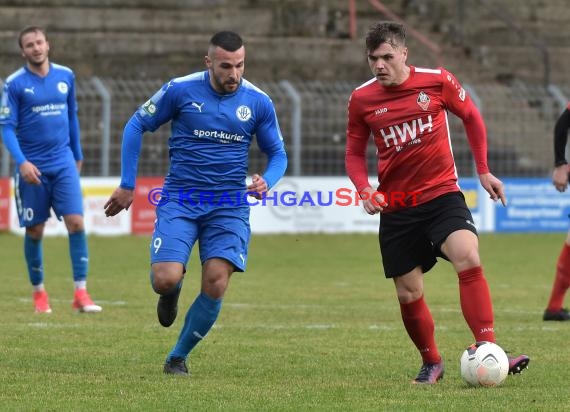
[[150, 200, 251, 272], [14, 163, 83, 227]]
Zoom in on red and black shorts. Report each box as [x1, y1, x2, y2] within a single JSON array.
[[379, 191, 477, 278]]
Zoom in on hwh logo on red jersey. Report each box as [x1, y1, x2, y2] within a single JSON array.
[[380, 115, 433, 148]]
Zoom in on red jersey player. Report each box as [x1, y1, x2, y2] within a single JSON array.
[[345, 21, 530, 384]]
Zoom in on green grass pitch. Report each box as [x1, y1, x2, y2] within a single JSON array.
[[0, 231, 569, 411]]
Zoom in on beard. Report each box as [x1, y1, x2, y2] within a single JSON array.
[[27, 54, 47, 67]]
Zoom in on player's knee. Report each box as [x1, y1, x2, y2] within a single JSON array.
[[454, 248, 481, 270], [151, 264, 183, 294], [396, 288, 422, 304], [25, 224, 45, 239], [202, 264, 232, 299], [203, 278, 229, 299], [64, 215, 84, 233], [202, 286, 226, 300], [152, 276, 179, 294]]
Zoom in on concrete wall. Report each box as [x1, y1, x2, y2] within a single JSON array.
[[0, 0, 370, 81], [0, 0, 567, 84]]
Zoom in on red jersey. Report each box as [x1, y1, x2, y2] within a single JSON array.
[[346, 66, 488, 212]]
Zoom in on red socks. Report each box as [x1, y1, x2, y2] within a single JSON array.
[[400, 266, 496, 362], [458, 266, 495, 343], [546, 243, 570, 312], [400, 295, 441, 363]]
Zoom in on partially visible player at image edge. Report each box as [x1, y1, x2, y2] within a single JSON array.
[[344, 21, 529, 384], [0, 26, 101, 314], [544, 102, 570, 321]]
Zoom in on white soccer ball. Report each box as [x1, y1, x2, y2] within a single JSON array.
[[460, 341, 509, 387]]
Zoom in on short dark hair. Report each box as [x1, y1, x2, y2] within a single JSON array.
[[18, 26, 47, 48], [209, 31, 243, 52], [365, 21, 406, 52]]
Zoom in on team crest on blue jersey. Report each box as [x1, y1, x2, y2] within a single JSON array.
[[417, 91, 430, 111], [57, 82, 68, 94], [236, 105, 252, 121], [0, 106, 9, 117]]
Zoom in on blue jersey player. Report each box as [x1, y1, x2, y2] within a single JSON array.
[[0, 26, 101, 314], [104, 31, 287, 375]]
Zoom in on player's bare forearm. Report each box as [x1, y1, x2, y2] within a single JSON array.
[[104, 187, 134, 217]]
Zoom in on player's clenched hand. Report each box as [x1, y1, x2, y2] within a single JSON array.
[[360, 186, 388, 215], [104, 187, 134, 217], [552, 164, 570, 192], [479, 173, 507, 206], [19, 161, 41, 185], [246, 173, 268, 200]]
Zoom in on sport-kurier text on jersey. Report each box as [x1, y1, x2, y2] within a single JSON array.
[[0, 63, 79, 170], [133, 70, 285, 198]]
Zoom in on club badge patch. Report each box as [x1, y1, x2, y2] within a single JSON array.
[[57, 82, 68, 94], [236, 105, 252, 122], [417, 91, 430, 111]]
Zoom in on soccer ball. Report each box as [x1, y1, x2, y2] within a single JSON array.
[[460, 341, 509, 387]]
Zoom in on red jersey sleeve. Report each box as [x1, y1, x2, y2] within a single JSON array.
[[345, 92, 373, 191], [441, 69, 489, 174]]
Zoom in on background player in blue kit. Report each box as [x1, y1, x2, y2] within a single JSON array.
[[0, 26, 102, 314], [104, 31, 287, 375]]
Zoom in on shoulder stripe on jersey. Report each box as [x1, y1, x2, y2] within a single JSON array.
[[173, 71, 205, 84], [355, 77, 377, 90], [5, 68, 26, 82], [415, 67, 441, 74], [241, 78, 269, 97], [50, 63, 74, 73]]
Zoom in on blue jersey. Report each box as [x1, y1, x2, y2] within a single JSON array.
[[0, 63, 81, 171], [129, 70, 286, 197]]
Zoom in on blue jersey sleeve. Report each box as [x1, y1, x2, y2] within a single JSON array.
[[67, 77, 82, 161], [0, 82, 18, 128], [255, 97, 287, 189], [263, 150, 288, 189], [121, 81, 179, 189], [1, 124, 26, 166], [120, 115, 145, 190], [135, 80, 178, 132]]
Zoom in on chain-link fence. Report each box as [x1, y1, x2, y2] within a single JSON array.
[[1, 77, 568, 179]]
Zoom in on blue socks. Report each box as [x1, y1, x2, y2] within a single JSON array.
[[25, 231, 88, 286], [168, 292, 222, 360], [69, 231, 88, 282], [24, 234, 43, 286]]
